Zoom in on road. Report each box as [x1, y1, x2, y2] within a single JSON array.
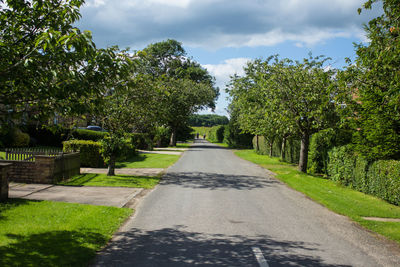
[[93, 139, 400, 266]]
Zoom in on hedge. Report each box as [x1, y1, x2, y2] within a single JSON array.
[[208, 125, 225, 143], [130, 133, 153, 150], [63, 140, 105, 168], [72, 129, 108, 141], [253, 135, 300, 164], [327, 145, 400, 206]]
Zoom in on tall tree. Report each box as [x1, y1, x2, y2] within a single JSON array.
[[0, 0, 96, 124], [341, 0, 400, 160], [138, 39, 218, 146]]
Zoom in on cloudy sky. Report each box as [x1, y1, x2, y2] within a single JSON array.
[[76, 0, 381, 116]]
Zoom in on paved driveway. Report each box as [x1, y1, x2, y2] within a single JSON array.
[[9, 183, 142, 207]]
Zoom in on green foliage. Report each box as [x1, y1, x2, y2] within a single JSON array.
[[100, 136, 135, 164], [63, 140, 105, 168], [327, 145, 400, 206], [188, 114, 229, 127], [207, 125, 226, 143], [153, 127, 170, 148], [4, 128, 30, 147], [340, 0, 400, 160], [72, 129, 108, 142], [253, 135, 300, 164], [129, 133, 153, 150], [223, 123, 253, 148]]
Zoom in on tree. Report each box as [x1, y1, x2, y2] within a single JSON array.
[[341, 0, 400, 160], [264, 55, 338, 172], [138, 40, 218, 146], [0, 0, 96, 125]]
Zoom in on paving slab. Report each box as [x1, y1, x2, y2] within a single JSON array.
[[9, 183, 141, 207], [81, 168, 164, 176]]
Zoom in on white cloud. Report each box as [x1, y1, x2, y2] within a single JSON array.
[[203, 58, 250, 87], [76, 0, 382, 50]]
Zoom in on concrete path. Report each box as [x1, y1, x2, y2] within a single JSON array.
[[93, 139, 400, 266], [81, 168, 164, 176], [9, 183, 142, 207], [138, 150, 183, 155]]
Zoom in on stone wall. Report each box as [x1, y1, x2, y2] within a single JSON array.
[[0, 153, 80, 184], [0, 163, 12, 201]]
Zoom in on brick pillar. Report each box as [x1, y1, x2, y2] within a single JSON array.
[[0, 163, 12, 201]]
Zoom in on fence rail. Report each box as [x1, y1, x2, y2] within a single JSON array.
[[3, 147, 63, 162]]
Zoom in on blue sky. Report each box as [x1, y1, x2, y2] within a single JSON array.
[[76, 0, 382, 117]]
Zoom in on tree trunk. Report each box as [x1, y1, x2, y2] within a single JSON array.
[[256, 135, 259, 151], [281, 136, 287, 162], [107, 154, 116, 176], [298, 132, 310, 173], [169, 127, 177, 147], [269, 140, 274, 157]]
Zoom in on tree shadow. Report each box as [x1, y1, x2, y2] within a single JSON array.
[[60, 173, 101, 186], [189, 145, 230, 150], [94, 227, 351, 267], [160, 172, 280, 190], [0, 230, 107, 266]]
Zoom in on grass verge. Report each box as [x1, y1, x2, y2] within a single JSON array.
[[0, 199, 131, 266], [59, 173, 160, 189], [116, 153, 180, 168], [0, 151, 5, 160], [207, 140, 229, 148], [235, 149, 400, 243]]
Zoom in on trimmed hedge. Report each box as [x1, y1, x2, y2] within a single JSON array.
[[327, 145, 400, 206], [208, 125, 225, 143], [63, 140, 105, 168], [72, 129, 108, 141]]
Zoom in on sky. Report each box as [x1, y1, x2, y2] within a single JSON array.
[[76, 0, 382, 117]]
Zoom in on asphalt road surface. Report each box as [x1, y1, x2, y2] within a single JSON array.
[[94, 139, 400, 266]]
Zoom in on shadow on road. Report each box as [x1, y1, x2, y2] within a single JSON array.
[[161, 172, 280, 190], [95, 226, 350, 267]]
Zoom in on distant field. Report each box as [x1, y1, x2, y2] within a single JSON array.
[[191, 126, 212, 137]]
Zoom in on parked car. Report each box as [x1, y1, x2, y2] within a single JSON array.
[[86, 125, 106, 132]]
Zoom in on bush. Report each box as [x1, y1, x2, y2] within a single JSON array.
[[208, 125, 225, 143], [63, 140, 105, 168], [72, 129, 108, 141], [100, 136, 135, 163], [130, 133, 153, 150], [154, 127, 170, 147], [9, 128, 30, 147], [28, 125, 69, 147], [327, 145, 400, 206], [224, 124, 253, 148]]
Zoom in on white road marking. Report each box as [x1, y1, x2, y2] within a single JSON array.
[[252, 247, 269, 267]]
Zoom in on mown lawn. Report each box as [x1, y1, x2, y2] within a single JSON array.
[[235, 149, 400, 243], [0, 151, 5, 159], [59, 173, 160, 189], [0, 199, 131, 266], [116, 153, 180, 168]]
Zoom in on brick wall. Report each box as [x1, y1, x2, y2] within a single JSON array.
[[0, 163, 12, 201], [0, 153, 80, 184]]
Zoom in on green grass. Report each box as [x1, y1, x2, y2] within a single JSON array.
[[59, 173, 160, 189], [173, 142, 193, 148], [116, 153, 180, 168], [0, 199, 132, 266], [208, 141, 230, 148], [0, 151, 5, 160], [235, 149, 400, 243]]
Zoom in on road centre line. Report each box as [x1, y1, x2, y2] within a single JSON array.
[[252, 247, 269, 267]]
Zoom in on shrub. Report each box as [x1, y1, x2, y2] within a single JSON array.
[[327, 145, 400, 206], [10, 128, 30, 147], [208, 125, 225, 143], [154, 127, 170, 148], [252, 135, 300, 164], [72, 129, 108, 141], [63, 140, 105, 168], [100, 136, 135, 164], [130, 133, 152, 150], [223, 124, 253, 148], [28, 125, 69, 147]]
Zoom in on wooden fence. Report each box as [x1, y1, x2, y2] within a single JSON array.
[[4, 147, 63, 161]]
